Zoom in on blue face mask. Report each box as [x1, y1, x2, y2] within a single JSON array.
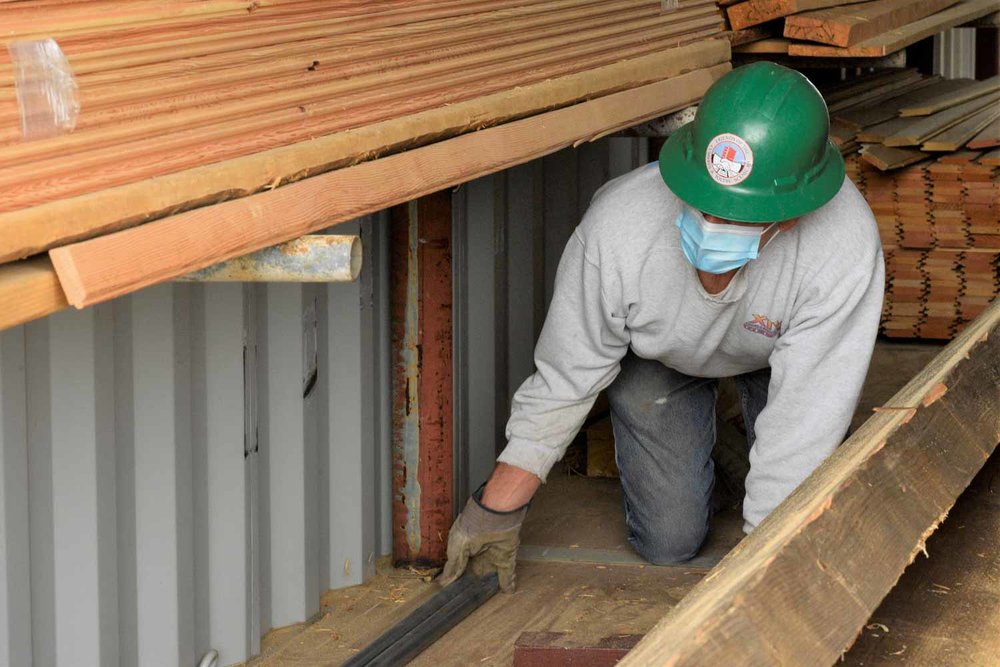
[[675, 206, 777, 274]]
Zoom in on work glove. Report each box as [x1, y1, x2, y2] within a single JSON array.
[[437, 487, 528, 593]]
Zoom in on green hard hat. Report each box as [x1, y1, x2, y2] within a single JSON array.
[[659, 62, 845, 223]]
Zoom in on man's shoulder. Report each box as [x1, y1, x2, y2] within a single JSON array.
[[577, 162, 680, 254], [799, 177, 881, 253]]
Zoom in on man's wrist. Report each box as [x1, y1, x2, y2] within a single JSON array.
[[480, 463, 541, 511]]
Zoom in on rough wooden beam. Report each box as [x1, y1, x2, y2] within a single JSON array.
[[47, 64, 730, 309], [0, 257, 69, 331], [786, 0, 1000, 56], [783, 0, 959, 48], [727, 0, 869, 30], [620, 298, 1000, 666]]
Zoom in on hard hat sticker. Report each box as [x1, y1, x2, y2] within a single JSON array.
[[705, 134, 754, 186]]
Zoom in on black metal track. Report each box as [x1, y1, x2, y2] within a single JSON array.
[[342, 572, 500, 666]]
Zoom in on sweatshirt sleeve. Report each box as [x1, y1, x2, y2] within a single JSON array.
[[496, 230, 630, 481], [743, 244, 885, 531]]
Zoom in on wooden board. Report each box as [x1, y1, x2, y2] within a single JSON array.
[[883, 91, 1000, 146], [0, 38, 730, 263], [922, 104, 1000, 151], [861, 143, 929, 170], [968, 116, 1000, 149], [786, 0, 1000, 56], [619, 298, 1000, 666], [833, 77, 958, 130], [784, 0, 959, 48], [0, 257, 69, 332], [47, 64, 730, 309], [726, 0, 869, 31], [842, 450, 1000, 666], [727, 22, 781, 46], [899, 74, 1000, 116], [732, 37, 790, 53]]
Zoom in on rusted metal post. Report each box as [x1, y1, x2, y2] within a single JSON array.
[[177, 234, 361, 282], [390, 191, 454, 566]]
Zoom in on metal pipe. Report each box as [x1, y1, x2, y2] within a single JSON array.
[[342, 573, 499, 667], [176, 234, 361, 283]]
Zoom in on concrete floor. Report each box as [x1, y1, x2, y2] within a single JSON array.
[[247, 340, 954, 666]]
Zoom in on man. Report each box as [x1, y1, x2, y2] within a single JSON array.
[[440, 62, 884, 592]]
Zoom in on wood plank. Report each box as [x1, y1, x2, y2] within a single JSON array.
[[783, 0, 959, 48], [979, 148, 1000, 165], [861, 144, 929, 170], [727, 22, 781, 45], [732, 37, 790, 53], [0, 257, 69, 331], [883, 91, 1000, 146], [826, 70, 924, 114], [922, 104, 1000, 151], [47, 64, 729, 309], [899, 74, 1000, 116], [786, 0, 1000, 56], [842, 451, 1000, 666], [0, 38, 730, 264], [726, 0, 869, 31], [619, 299, 1000, 666], [833, 77, 958, 130], [967, 116, 1000, 149]]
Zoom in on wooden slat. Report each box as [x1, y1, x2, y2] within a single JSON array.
[[968, 117, 1000, 149], [786, 0, 1000, 56], [47, 64, 729, 308], [727, 22, 780, 45], [620, 299, 1000, 666], [833, 77, 957, 130], [922, 104, 1000, 151], [732, 37, 790, 53], [726, 0, 868, 31], [0, 38, 729, 263], [899, 74, 1000, 116], [861, 143, 929, 170], [979, 148, 1000, 165], [783, 0, 959, 48], [0, 257, 69, 331], [826, 70, 923, 113], [884, 91, 1000, 146]]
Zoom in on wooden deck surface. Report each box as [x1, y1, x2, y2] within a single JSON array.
[[247, 340, 960, 666]]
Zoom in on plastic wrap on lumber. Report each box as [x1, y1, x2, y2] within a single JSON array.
[[47, 64, 730, 308], [0, 36, 730, 263]]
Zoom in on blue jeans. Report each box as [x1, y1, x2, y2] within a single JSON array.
[[606, 351, 769, 564]]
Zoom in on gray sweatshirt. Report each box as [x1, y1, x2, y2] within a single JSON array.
[[497, 162, 885, 530]]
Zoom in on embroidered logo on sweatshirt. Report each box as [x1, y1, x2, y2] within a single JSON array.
[[743, 313, 782, 338]]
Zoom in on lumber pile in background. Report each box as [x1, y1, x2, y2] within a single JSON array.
[[727, 0, 997, 57], [0, 0, 730, 326], [847, 154, 999, 339], [819, 69, 999, 340]]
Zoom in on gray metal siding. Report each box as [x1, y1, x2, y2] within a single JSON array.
[[0, 138, 646, 666]]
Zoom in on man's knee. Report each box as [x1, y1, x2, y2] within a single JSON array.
[[629, 517, 709, 565]]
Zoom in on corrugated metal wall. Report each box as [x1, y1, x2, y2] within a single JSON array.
[[0, 138, 645, 667]]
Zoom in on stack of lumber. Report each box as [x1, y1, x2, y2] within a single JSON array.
[[848, 74, 1000, 171], [847, 154, 1000, 339], [826, 68, 1000, 339], [0, 0, 730, 327], [728, 0, 997, 58]]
